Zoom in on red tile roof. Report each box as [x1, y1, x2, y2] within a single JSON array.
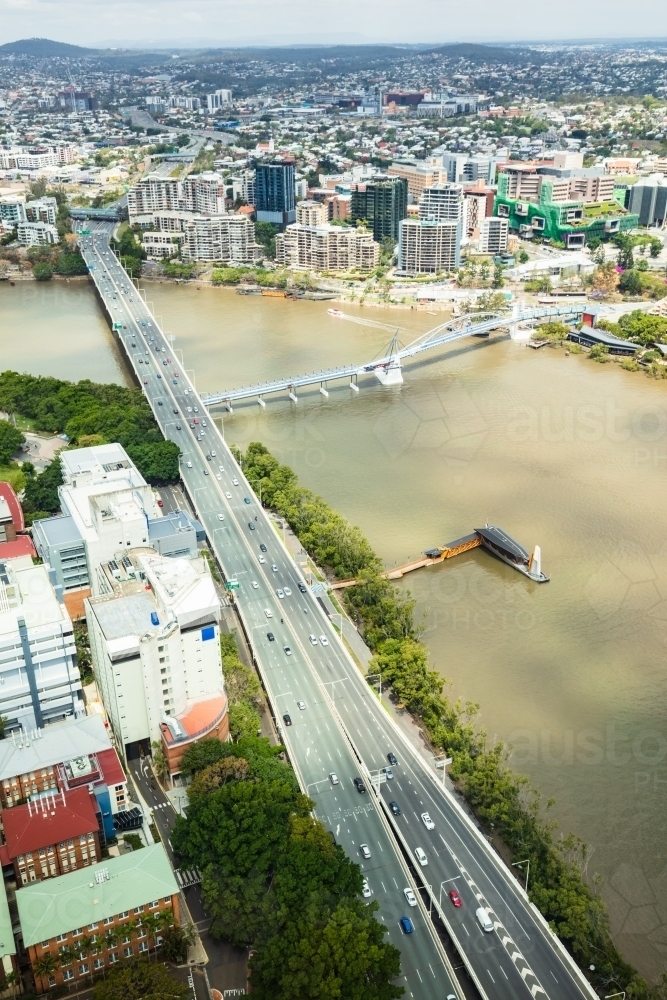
[[0, 482, 24, 532], [0, 537, 36, 560], [3, 787, 98, 859]]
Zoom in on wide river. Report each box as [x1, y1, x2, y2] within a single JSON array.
[[2, 279, 666, 979]]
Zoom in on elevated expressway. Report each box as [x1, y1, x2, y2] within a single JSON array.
[[78, 223, 597, 1000]]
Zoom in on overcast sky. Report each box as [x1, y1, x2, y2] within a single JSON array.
[[2, 0, 667, 49]]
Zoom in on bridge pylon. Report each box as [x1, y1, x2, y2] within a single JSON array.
[[373, 354, 403, 386], [509, 298, 534, 341]]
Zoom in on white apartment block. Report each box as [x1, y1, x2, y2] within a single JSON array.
[[170, 95, 201, 111], [181, 172, 226, 215], [0, 555, 82, 733], [0, 146, 78, 171], [26, 197, 58, 226], [438, 152, 496, 185], [0, 197, 26, 226], [181, 215, 262, 263], [465, 192, 488, 238], [275, 224, 380, 272], [419, 183, 464, 222], [480, 217, 509, 255], [86, 549, 226, 767], [206, 89, 232, 112], [142, 232, 184, 260], [398, 219, 461, 274], [231, 171, 255, 206], [296, 200, 327, 226], [128, 173, 226, 224], [17, 221, 59, 246]]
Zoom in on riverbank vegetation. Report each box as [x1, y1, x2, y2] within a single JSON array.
[[0, 373, 180, 519], [234, 441, 663, 999], [173, 722, 402, 999]]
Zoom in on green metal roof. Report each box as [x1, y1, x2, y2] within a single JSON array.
[[0, 877, 15, 957], [17, 844, 178, 948]]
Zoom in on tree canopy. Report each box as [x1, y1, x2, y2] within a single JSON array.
[[92, 960, 188, 1000], [0, 420, 24, 465]]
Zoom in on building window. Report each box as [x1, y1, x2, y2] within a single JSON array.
[[62, 970, 74, 982], [94, 958, 104, 970], [138, 941, 148, 953], [133, 906, 144, 914], [78, 964, 89, 975], [72, 928, 83, 937], [123, 947, 133, 958], [149, 900, 159, 909], [109, 952, 119, 964], [48, 976, 56, 988], [56, 934, 68, 943], [103, 917, 114, 926], [42, 940, 50, 948], [163, 896, 172, 904], [87, 923, 98, 931], [119, 911, 128, 919]]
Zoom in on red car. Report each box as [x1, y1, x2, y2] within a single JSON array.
[[449, 889, 462, 908], [143, 378, 148, 384], [156, 499, 164, 508]]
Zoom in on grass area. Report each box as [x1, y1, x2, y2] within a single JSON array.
[[0, 464, 26, 492]]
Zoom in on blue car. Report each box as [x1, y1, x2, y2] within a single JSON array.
[[399, 917, 413, 935]]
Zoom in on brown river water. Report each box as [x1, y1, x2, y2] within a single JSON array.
[[2, 278, 666, 979]]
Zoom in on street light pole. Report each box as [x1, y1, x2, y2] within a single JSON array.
[[512, 858, 530, 893]]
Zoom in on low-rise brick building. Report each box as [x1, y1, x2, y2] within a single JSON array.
[[2, 786, 101, 884], [17, 844, 179, 994]]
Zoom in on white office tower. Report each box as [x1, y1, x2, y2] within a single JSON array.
[[398, 218, 461, 274], [85, 551, 226, 770], [419, 183, 464, 223], [0, 556, 82, 732], [206, 90, 232, 112]]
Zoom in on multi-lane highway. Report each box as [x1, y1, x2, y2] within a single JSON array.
[[78, 222, 461, 1000], [78, 222, 598, 1000]]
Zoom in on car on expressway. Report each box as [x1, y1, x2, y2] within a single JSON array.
[[283, 587, 291, 596], [218, 514, 225, 521], [267, 632, 274, 641], [362, 879, 372, 898], [387, 753, 398, 766], [232, 478, 239, 485], [260, 544, 267, 552], [329, 773, 339, 785], [308, 635, 318, 645], [353, 778, 366, 794], [264, 609, 273, 618], [244, 497, 251, 504], [414, 848, 428, 866], [320, 635, 329, 645], [404, 888, 417, 907], [382, 767, 393, 779], [360, 844, 371, 859], [248, 522, 255, 530], [476, 907, 494, 933], [276, 589, 284, 599], [399, 917, 413, 935], [283, 714, 292, 727], [283, 646, 292, 655], [225, 492, 232, 499], [297, 701, 306, 710], [449, 889, 462, 908], [421, 812, 435, 830], [389, 801, 401, 815], [251, 581, 258, 589], [258, 556, 266, 564]]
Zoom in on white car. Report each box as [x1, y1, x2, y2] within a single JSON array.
[[421, 812, 435, 830], [414, 847, 428, 867], [217, 513, 225, 521], [258, 555, 266, 564], [225, 492, 232, 499], [186, 407, 192, 413], [362, 878, 372, 898], [404, 888, 417, 907], [271, 564, 278, 572], [277, 589, 285, 599], [264, 609, 273, 618], [232, 478, 239, 486], [216, 474, 221, 480], [283, 586, 292, 596], [186, 461, 192, 469], [476, 907, 494, 933], [251, 580, 259, 589], [297, 700, 306, 710], [329, 772, 339, 785], [360, 844, 371, 860], [320, 636, 329, 646], [219, 466, 224, 472], [308, 635, 318, 646]]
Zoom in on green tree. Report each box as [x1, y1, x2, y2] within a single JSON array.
[[125, 441, 180, 485], [254, 222, 280, 259], [23, 454, 64, 514], [491, 264, 505, 288], [229, 701, 261, 741], [518, 249, 530, 263], [92, 960, 188, 1000], [151, 740, 169, 783], [0, 420, 24, 464], [33, 951, 59, 990], [649, 237, 662, 258], [535, 322, 570, 343], [249, 897, 403, 1000], [33, 262, 53, 281], [614, 233, 635, 270], [180, 736, 229, 776], [159, 922, 195, 964], [619, 269, 642, 295]]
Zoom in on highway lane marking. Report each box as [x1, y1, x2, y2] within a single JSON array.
[[487, 970, 495, 983], [447, 845, 549, 999], [461, 923, 469, 936], [429, 965, 435, 978], [550, 972, 558, 983], [500, 966, 508, 979]]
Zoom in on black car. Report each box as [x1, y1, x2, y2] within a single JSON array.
[[176, 423, 181, 430], [387, 753, 398, 766], [267, 632, 275, 641], [248, 522, 255, 531], [260, 543, 267, 552], [353, 777, 366, 794], [389, 801, 401, 816], [173, 408, 179, 414], [283, 714, 292, 727], [298, 583, 307, 593]]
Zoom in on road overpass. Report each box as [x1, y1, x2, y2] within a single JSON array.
[[78, 224, 598, 1000]]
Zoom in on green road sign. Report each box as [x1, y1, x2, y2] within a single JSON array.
[[81, 229, 90, 235], [226, 579, 240, 591], [113, 322, 123, 330]]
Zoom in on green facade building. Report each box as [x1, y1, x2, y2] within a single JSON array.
[[350, 176, 408, 242], [494, 172, 638, 248]]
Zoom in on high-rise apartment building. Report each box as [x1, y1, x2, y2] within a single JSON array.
[[275, 224, 379, 271], [398, 219, 461, 274], [439, 152, 496, 185], [296, 200, 327, 226], [180, 215, 262, 263], [255, 161, 296, 227], [206, 89, 232, 111], [180, 173, 226, 215], [86, 548, 226, 768], [0, 555, 82, 732], [388, 162, 444, 204], [479, 217, 509, 254], [350, 176, 408, 242]]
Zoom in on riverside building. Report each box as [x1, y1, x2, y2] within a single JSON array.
[[275, 223, 379, 271]]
